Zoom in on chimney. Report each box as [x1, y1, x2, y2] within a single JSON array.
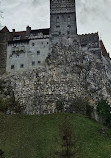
[[26, 26, 31, 37], [12, 29, 15, 33]]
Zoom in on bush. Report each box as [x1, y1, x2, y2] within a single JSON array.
[[70, 97, 94, 117], [0, 95, 22, 114], [56, 100, 64, 112], [70, 97, 88, 114], [97, 99, 111, 127], [6, 96, 23, 114], [0, 97, 8, 113], [86, 103, 94, 118]]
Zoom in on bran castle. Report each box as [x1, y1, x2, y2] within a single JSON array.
[[0, 0, 110, 74], [0, 0, 111, 115]]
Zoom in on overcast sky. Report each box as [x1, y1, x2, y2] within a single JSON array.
[[0, 0, 111, 54]]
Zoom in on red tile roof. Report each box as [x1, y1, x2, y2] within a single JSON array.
[[8, 28, 50, 42], [100, 40, 109, 57], [0, 26, 9, 33], [9, 31, 27, 41]]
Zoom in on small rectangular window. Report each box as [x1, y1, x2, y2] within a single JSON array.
[[56, 25, 60, 28], [20, 64, 24, 68], [32, 43, 35, 46], [12, 51, 15, 54], [37, 51, 40, 55], [16, 54, 19, 57], [32, 61, 35, 66], [38, 61, 41, 64], [67, 31, 70, 35], [11, 65, 14, 69], [67, 25, 71, 28], [59, 32, 61, 35]]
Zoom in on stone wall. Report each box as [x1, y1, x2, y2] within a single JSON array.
[[1, 45, 111, 115], [0, 32, 9, 75]]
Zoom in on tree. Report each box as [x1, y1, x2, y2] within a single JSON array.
[[55, 116, 80, 158], [97, 99, 111, 127]]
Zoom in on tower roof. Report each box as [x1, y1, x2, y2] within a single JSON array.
[[100, 40, 109, 57], [0, 26, 9, 33]]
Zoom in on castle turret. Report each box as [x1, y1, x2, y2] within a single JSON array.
[[50, 0, 77, 46], [0, 26, 10, 75]]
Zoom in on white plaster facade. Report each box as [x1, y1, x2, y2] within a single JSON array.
[[6, 35, 50, 73]]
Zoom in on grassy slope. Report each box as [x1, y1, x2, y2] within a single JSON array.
[[0, 113, 111, 158]]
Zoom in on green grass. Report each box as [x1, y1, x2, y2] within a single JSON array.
[[0, 113, 111, 158]]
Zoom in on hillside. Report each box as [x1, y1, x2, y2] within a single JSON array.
[[0, 113, 111, 158]]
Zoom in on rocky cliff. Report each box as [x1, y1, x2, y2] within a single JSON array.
[[0, 45, 111, 115]]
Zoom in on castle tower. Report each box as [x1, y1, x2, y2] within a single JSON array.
[[0, 26, 9, 75], [50, 0, 77, 46]]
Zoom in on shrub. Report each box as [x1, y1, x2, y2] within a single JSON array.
[[0, 97, 8, 113], [70, 97, 87, 114], [0, 79, 5, 92], [56, 100, 64, 112], [97, 99, 111, 127], [86, 103, 94, 118], [70, 97, 94, 117], [6, 96, 23, 114], [0, 95, 22, 114]]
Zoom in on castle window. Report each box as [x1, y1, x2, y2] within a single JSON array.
[[11, 65, 14, 69], [67, 31, 70, 35], [21, 50, 24, 53], [56, 16, 60, 27], [38, 61, 41, 64], [16, 54, 19, 58], [59, 32, 61, 35], [67, 16, 71, 27], [13, 35, 20, 41], [20, 64, 24, 68], [37, 51, 40, 55], [32, 43, 35, 46], [12, 51, 15, 54], [32, 61, 35, 66]]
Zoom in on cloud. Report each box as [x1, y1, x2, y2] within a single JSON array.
[[32, 0, 46, 6]]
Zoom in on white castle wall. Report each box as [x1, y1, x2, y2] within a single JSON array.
[[6, 37, 49, 72]]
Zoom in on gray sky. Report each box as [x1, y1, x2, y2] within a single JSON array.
[[1, 0, 111, 54]]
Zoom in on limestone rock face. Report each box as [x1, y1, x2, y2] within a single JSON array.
[[0, 46, 111, 114]]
